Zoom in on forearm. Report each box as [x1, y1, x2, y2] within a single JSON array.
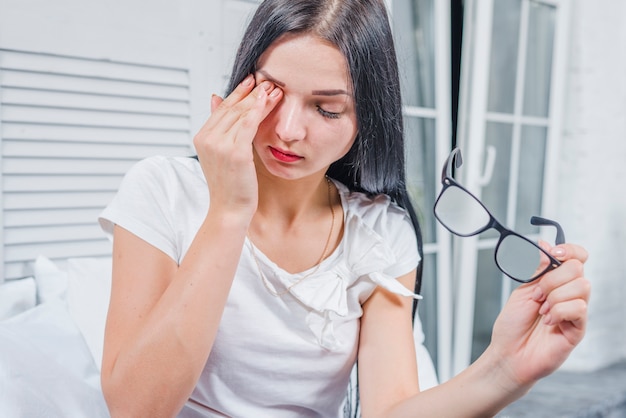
[[386, 347, 532, 418], [103, 210, 249, 417]]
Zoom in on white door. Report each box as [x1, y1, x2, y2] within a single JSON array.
[[453, 0, 571, 374]]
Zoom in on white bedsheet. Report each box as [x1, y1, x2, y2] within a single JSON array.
[[0, 299, 109, 418]]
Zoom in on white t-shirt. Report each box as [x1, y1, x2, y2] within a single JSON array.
[[99, 156, 421, 417]]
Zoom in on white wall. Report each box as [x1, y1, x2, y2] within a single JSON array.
[[0, 0, 259, 142], [0, 0, 258, 278], [558, 0, 626, 370]]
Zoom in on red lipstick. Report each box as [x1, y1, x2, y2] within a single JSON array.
[[269, 146, 303, 163]]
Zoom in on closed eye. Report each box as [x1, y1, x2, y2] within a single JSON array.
[[317, 106, 341, 119]]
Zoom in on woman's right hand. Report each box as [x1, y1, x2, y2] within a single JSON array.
[[486, 242, 589, 391], [193, 75, 283, 220], [103, 78, 283, 416]]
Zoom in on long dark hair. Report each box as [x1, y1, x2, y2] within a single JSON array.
[[227, 1, 424, 414], [227, 0, 423, 296]]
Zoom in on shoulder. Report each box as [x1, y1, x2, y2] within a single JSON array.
[[120, 155, 204, 197], [330, 179, 420, 290], [102, 154, 206, 224], [332, 179, 415, 239], [126, 155, 202, 182], [100, 156, 206, 261]]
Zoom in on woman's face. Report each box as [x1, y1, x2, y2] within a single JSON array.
[[253, 33, 358, 181]]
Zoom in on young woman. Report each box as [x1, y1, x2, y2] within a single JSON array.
[[98, 0, 590, 417]]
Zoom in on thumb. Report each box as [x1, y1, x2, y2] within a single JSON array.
[[211, 94, 224, 113], [535, 239, 553, 272]]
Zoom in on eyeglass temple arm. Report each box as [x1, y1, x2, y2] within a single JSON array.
[[530, 216, 566, 245], [443, 147, 463, 181]]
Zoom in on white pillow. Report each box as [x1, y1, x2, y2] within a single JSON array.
[[34, 255, 68, 303], [0, 278, 37, 321], [66, 257, 113, 371], [0, 298, 107, 413]]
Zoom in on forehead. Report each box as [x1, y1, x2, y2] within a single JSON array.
[[256, 33, 352, 92]]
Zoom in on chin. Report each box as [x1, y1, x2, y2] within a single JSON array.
[[263, 163, 327, 183]]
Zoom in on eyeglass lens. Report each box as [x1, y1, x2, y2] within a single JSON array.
[[434, 184, 490, 236], [496, 234, 550, 282], [435, 183, 551, 282]]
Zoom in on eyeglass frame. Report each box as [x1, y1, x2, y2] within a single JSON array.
[[433, 147, 565, 283]]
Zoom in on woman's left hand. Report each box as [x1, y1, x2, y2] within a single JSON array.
[[489, 243, 590, 389]]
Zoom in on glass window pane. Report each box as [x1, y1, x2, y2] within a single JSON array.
[[404, 116, 437, 244], [487, 0, 522, 113], [393, 0, 436, 108], [480, 122, 513, 239], [523, 2, 556, 117], [471, 249, 503, 362], [515, 125, 547, 234]]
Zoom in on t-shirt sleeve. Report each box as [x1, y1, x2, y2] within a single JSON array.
[[351, 190, 421, 280], [98, 156, 179, 262], [381, 204, 421, 280]]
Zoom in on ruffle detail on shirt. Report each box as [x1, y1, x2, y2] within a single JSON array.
[[270, 212, 422, 351]]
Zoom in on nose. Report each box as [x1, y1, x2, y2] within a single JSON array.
[[273, 97, 306, 142]]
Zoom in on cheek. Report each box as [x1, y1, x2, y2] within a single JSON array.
[[320, 126, 356, 162], [341, 134, 357, 156], [254, 110, 278, 138], [333, 121, 358, 151]]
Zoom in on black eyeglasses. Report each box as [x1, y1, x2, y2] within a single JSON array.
[[433, 148, 565, 283]]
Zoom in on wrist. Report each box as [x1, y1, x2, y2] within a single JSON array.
[[476, 345, 535, 404], [206, 204, 254, 231]]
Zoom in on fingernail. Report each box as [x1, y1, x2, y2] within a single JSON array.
[[539, 301, 550, 315], [243, 75, 254, 87], [270, 87, 281, 98], [532, 286, 545, 302], [551, 247, 566, 258], [261, 81, 273, 91], [543, 314, 553, 325]]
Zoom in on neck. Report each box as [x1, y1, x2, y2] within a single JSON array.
[[254, 172, 330, 226], [248, 169, 342, 275]]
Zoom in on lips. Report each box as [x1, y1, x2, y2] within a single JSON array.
[[269, 146, 303, 163]]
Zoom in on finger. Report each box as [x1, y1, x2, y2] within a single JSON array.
[[522, 240, 557, 283], [211, 94, 223, 113], [532, 258, 586, 302], [197, 81, 277, 143], [200, 75, 257, 132], [216, 76, 272, 117], [214, 81, 277, 132], [531, 240, 553, 275], [541, 297, 588, 330], [538, 276, 591, 317], [257, 84, 283, 122], [229, 84, 283, 145], [216, 74, 256, 111], [549, 243, 589, 264]]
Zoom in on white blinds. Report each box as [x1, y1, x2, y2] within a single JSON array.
[[0, 49, 193, 280]]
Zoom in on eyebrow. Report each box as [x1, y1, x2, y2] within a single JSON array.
[[256, 69, 350, 97]]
